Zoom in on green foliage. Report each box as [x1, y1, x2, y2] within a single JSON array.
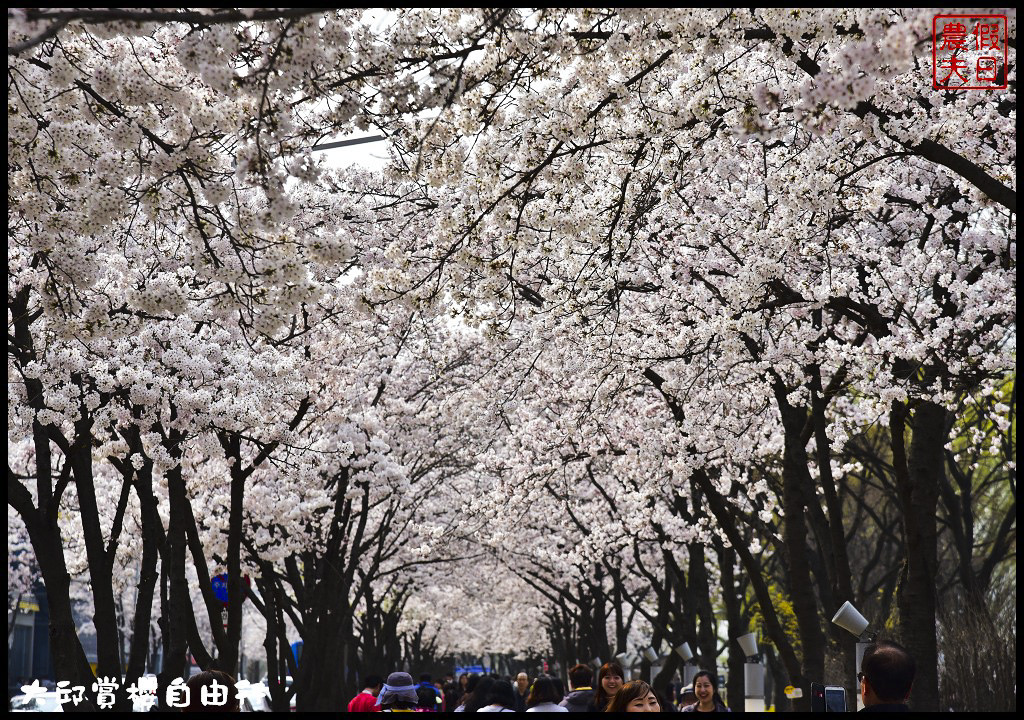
[[748, 574, 802, 662], [942, 372, 1016, 598]]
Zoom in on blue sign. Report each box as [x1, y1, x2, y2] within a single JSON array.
[[211, 574, 250, 604], [212, 574, 229, 603], [454, 665, 493, 676]]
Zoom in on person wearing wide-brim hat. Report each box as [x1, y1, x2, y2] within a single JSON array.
[[678, 684, 698, 709], [376, 672, 420, 712]]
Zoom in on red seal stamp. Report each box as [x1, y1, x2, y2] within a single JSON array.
[[937, 15, 1007, 89], [932, 14, 1008, 90]]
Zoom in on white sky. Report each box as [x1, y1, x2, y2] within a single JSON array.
[[314, 133, 390, 171]]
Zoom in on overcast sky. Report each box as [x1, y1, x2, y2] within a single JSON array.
[[315, 133, 390, 171]]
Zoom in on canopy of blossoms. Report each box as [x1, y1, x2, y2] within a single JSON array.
[[8, 7, 1015, 713]]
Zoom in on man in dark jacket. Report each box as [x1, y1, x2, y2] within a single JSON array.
[[858, 641, 915, 712], [559, 664, 597, 712], [512, 672, 530, 712]]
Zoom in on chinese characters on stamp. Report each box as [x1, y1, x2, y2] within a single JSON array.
[[932, 14, 1008, 90]]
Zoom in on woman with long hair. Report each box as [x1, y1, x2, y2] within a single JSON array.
[[463, 677, 496, 713], [453, 674, 482, 712], [605, 679, 661, 712], [680, 671, 731, 712], [475, 679, 516, 712], [594, 662, 625, 711], [525, 676, 568, 713]]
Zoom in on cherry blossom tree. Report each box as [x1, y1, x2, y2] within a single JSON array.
[[8, 8, 1014, 713]]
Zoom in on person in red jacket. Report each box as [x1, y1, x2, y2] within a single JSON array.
[[348, 675, 383, 713]]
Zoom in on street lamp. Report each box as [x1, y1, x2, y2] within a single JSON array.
[[674, 642, 698, 686], [831, 601, 875, 711], [640, 645, 661, 684], [737, 632, 765, 712]]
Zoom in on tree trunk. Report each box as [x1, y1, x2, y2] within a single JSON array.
[[120, 455, 161, 710], [891, 400, 945, 711], [297, 609, 349, 711], [652, 650, 681, 698], [810, 373, 857, 704], [776, 398, 827, 697], [157, 460, 191, 709], [9, 290, 96, 709], [716, 540, 746, 711], [692, 469, 807, 709], [20, 510, 97, 711], [71, 412, 128, 708], [689, 544, 718, 671]]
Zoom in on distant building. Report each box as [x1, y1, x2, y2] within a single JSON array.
[[7, 585, 107, 702], [8, 586, 54, 699]]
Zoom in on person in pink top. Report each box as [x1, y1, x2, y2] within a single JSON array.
[[348, 675, 383, 713]]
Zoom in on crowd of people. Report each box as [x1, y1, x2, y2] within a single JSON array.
[[165, 640, 915, 712], [348, 662, 727, 713], [347, 640, 917, 713]]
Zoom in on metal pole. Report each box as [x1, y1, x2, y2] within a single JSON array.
[[683, 663, 699, 686], [855, 641, 870, 712], [744, 662, 765, 712]]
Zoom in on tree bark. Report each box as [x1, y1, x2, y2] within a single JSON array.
[[691, 469, 807, 710], [157, 455, 191, 709], [689, 544, 718, 671], [715, 539, 747, 711], [891, 399, 945, 711], [14, 505, 97, 711], [9, 288, 96, 709], [110, 442, 161, 712], [776, 396, 827, 698], [809, 372, 857, 705], [70, 412, 124, 684]]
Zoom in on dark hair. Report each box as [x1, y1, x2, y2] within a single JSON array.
[[692, 670, 726, 710], [443, 681, 461, 710], [184, 670, 240, 712], [484, 680, 517, 709], [604, 679, 659, 713], [463, 677, 495, 713], [459, 673, 469, 685], [654, 687, 675, 712], [527, 676, 562, 707], [362, 674, 382, 689], [417, 685, 438, 710], [862, 640, 916, 703], [552, 676, 565, 698], [568, 663, 593, 689], [595, 662, 625, 709], [420, 673, 432, 683]]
